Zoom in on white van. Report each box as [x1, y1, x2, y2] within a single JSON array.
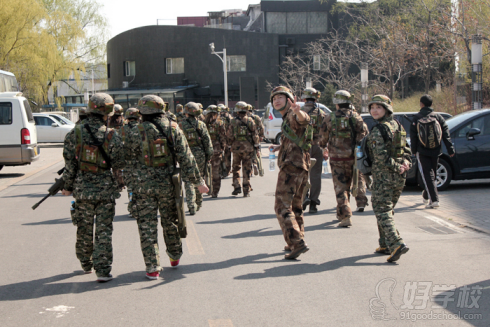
[[0, 92, 40, 170], [0, 70, 19, 92]]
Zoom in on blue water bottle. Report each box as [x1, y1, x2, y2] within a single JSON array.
[[269, 149, 276, 171], [322, 160, 328, 174], [129, 192, 133, 202], [356, 145, 363, 159], [70, 201, 75, 211]]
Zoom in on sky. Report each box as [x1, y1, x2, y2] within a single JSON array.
[[100, 0, 259, 39]]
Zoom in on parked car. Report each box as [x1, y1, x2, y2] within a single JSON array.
[[33, 113, 75, 143], [0, 92, 40, 170], [47, 113, 74, 125], [263, 102, 331, 144]]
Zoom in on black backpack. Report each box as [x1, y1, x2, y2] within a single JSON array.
[[416, 113, 442, 149]]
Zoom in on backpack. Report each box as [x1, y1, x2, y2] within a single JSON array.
[[356, 134, 372, 175], [416, 113, 442, 149]]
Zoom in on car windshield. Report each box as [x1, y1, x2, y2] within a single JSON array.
[[446, 110, 485, 131], [49, 115, 68, 125]]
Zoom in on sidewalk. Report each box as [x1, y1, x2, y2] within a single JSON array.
[[0, 144, 64, 192]]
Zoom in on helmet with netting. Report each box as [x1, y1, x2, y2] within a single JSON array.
[[368, 94, 394, 114], [137, 95, 165, 115], [332, 90, 354, 104], [184, 102, 202, 116], [270, 86, 294, 103], [87, 93, 114, 116], [206, 105, 219, 114], [234, 101, 249, 113], [218, 104, 229, 112], [302, 87, 321, 101], [125, 108, 140, 119]]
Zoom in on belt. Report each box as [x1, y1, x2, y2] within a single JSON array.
[[330, 157, 354, 162]]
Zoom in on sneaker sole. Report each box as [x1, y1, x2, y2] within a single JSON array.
[[387, 246, 409, 262], [146, 275, 159, 280]]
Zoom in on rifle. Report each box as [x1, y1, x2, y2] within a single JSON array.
[[32, 168, 66, 210], [172, 168, 187, 238], [352, 157, 359, 198], [205, 162, 213, 195], [301, 158, 317, 206]]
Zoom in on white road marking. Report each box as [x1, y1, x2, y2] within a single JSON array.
[[44, 305, 75, 318], [423, 214, 464, 233]]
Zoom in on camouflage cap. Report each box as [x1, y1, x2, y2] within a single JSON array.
[[217, 104, 229, 112], [125, 107, 140, 119], [206, 105, 219, 114], [368, 94, 393, 114], [184, 102, 202, 116], [137, 95, 165, 115], [332, 90, 354, 104], [87, 93, 114, 116], [302, 87, 321, 100], [270, 86, 295, 103], [234, 101, 249, 113]]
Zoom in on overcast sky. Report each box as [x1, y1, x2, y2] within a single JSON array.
[[100, 0, 259, 39]]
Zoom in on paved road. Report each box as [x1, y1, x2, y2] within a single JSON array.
[[0, 145, 488, 326]]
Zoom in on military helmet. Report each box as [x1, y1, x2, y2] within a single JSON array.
[[332, 90, 354, 104], [197, 103, 203, 109], [87, 93, 114, 116], [125, 107, 140, 119], [206, 105, 219, 114], [368, 94, 394, 114], [137, 95, 165, 115], [302, 87, 321, 101], [270, 86, 295, 103], [79, 108, 87, 117], [184, 102, 202, 116], [218, 104, 229, 112], [176, 104, 183, 112], [234, 101, 249, 113]]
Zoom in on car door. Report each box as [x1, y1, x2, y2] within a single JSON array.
[[452, 114, 490, 175], [46, 116, 62, 141], [34, 116, 50, 142]]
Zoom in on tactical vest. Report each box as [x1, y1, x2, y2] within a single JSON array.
[[207, 120, 221, 141], [281, 119, 313, 152], [179, 121, 200, 148], [75, 125, 112, 173], [378, 120, 407, 160], [137, 125, 172, 168], [233, 118, 253, 142], [330, 112, 357, 139], [310, 114, 322, 134]]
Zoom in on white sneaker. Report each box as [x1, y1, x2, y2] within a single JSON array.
[[423, 198, 429, 205], [425, 201, 439, 209], [356, 206, 365, 212], [96, 274, 113, 282]]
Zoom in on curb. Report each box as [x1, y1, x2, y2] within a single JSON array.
[[0, 159, 64, 193]]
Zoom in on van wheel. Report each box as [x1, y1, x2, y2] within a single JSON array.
[[274, 133, 282, 145], [417, 158, 452, 192]]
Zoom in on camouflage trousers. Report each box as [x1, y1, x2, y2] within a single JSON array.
[[274, 166, 308, 249], [210, 152, 223, 196], [232, 151, 253, 194], [223, 147, 232, 175], [330, 159, 368, 219], [308, 144, 324, 205], [71, 199, 115, 277], [131, 185, 182, 273], [184, 152, 206, 211], [371, 172, 405, 252]]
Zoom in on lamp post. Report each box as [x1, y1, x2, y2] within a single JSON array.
[[471, 34, 483, 110], [209, 42, 228, 108], [360, 62, 368, 113]]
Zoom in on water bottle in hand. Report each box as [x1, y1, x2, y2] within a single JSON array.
[[269, 149, 276, 171], [322, 160, 328, 174], [70, 201, 75, 211], [356, 145, 363, 159]]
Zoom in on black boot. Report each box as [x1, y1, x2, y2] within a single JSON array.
[[232, 187, 242, 195], [309, 203, 318, 213]]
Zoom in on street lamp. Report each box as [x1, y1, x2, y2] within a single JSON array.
[[209, 42, 228, 108], [360, 62, 368, 113], [471, 35, 483, 110]]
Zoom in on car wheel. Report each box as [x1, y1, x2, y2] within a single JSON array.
[[0, 165, 3, 171], [274, 133, 282, 145], [436, 159, 452, 191]]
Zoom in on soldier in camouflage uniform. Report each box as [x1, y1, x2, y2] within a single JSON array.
[[367, 95, 411, 262], [226, 101, 258, 197], [175, 104, 185, 124], [124, 95, 208, 279], [164, 102, 177, 122], [219, 104, 233, 178], [197, 103, 206, 122], [76, 108, 88, 124], [247, 104, 264, 176], [61, 93, 125, 282], [121, 108, 141, 217], [179, 102, 214, 215], [108, 104, 125, 134], [300, 88, 326, 214], [205, 105, 227, 198], [319, 90, 368, 227], [269, 86, 312, 259]]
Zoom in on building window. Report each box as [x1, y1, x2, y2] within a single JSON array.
[[227, 55, 246, 72], [166, 58, 184, 74], [313, 55, 321, 71], [124, 61, 135, 76]]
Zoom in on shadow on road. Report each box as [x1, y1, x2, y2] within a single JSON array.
[[0, 173, 24, 179], [198, 214, 277, 225], [23, 218, 72, 226], [0, 271, 145, 302], [234, 253, 387, 280]]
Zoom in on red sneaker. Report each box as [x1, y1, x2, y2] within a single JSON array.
[[170, 259, 180, 267], [146, 271, 159, 280]]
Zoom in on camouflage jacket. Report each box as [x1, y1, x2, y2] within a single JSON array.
[[123, 117, 204, 193], [206, 117, 227, 154], [248, 112, 264, 139], [227, 113, 258, 153], [176, 112, 185, 124], [179, 117, 214, 161], [277, 108, 311, 171], [319, 107, 368, 159], [62, 116, 125, 200], [109, 117, 125, 135], [368, 116, 411, 178], [121, 121, 139, 162], [302, 102, 325, 146]]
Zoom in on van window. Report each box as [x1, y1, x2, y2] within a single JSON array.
[[23, 100, 34, 122], [0, 102, 12, 124]]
